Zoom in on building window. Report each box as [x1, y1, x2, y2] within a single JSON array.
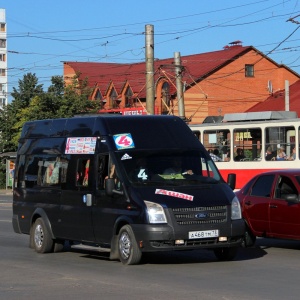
[[95, 89, 103, 101], [109, 87, 119, 109], [0, 24, 5, 32], [0, 98, 5, 107], [245, 64, 254, 77], [125, 86, 133, 107], [0, 53, 6, 61], [95, 89, 106, 108], [161, 82, 170, 114], [0, 39, 6, 48], [0, 69, 5, 76]]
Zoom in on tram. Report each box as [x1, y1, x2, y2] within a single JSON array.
[[190, 111, 300, 189]]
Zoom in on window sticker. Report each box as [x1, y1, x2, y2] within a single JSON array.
[[155, 189, 194, 201], [121, 153, 132, 160], [137, 169, 148, 180], [65, 137, 96, 154], [114, 133, 135, 150]]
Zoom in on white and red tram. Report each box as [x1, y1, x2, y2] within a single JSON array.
[[190, 111, 300, 189]]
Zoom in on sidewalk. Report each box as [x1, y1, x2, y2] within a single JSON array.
[[0, 189, 13, 194]]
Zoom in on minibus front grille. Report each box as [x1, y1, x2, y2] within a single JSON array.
[[172, 205, 227, 225]]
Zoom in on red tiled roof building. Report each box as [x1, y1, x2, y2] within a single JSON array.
[[63, 43, 300, 124]]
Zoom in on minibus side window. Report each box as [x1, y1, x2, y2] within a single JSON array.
[[76, 158, 91, 187], [97, 155, 122, 192], [97, 155, 109, 190], [17, 154, 67, 188], [107, 158, 121, 190]]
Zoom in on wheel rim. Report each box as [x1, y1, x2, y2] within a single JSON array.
[[34, 224, 44, 249], [119, 231, 131, 260]]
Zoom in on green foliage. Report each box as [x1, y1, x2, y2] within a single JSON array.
[[0, 160, 6, 188], [0, 73, 101, 153], [11, 73, 44, 109], [0, 72, 102, 188]]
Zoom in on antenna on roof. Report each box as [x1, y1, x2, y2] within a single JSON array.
[[267, 80, 273, 94], [229, 40, 242, 46]]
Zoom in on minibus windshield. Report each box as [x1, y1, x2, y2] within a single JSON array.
[[117, 150, 221, 186]]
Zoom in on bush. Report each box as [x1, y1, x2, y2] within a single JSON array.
[[0, 160, 6, 189]]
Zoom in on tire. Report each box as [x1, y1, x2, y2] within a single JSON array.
[[31, 218, 54, 253], [118, 225, 142, 265], [29, 225, 34, 249], [243, 227, 256, 248], [214, 246, 238, 261]]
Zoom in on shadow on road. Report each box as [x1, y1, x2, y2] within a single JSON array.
[[59, 237, 300, 265], [255, 237, 300, 251], [66, 243, 268, 265]]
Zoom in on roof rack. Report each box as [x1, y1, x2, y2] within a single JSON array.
[[222, 111, 298, 122]]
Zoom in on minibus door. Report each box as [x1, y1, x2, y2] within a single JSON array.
[[92, 155, 131, 244], [59, 157, 95, 242]]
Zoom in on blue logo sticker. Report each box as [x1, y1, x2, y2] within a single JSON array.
[[113, 133, 135, 150]]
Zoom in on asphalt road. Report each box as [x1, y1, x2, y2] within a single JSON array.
[[1, 193, 300, 300]]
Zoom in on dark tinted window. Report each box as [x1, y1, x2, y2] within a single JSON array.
[[16, 154, 69, 188], [242, 176, 257, 195], [276, 176, 298, 199], [250, 175, 275, 197]]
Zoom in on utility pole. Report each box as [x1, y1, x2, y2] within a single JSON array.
[[285, 80, 290, 111], [174, 52, 185, 119], [145, 24, 155, 115]]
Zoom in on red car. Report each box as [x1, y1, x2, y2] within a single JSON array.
[[235, 169, 300, 247]]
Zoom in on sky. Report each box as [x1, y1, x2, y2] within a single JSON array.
[[2, 0, 300, 101]]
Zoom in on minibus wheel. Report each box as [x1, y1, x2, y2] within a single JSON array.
[[118, 225, 142, 265], [32, 218, 54, 253], [213, 246, 238, 261]]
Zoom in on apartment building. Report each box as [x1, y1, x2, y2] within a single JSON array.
[[0, 8, 7, 109]]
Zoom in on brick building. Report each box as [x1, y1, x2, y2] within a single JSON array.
[[246, 79, 300, 113], [63, 42, 300, 124]]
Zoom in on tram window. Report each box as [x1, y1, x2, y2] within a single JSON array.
[[233, 128, 261, 161], [265, 126, 295, 161], [203, 129, 230, 162]]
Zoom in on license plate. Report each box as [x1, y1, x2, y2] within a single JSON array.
[[189, 229, 219, 239]]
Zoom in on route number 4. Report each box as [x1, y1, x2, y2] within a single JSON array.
[[137, 168, 148, 180]]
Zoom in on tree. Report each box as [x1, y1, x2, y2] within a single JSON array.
[[11, 73, 44, 110], [0, 73, 101, 152], [0, 72, 101, 188], [47, 75, 64, 97], [57, 74, 101, 118]]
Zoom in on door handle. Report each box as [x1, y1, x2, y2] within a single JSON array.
[[245, 201, 251, 206], [269, 204, 277, 208]]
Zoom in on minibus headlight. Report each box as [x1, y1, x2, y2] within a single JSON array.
[[144, 201, 167, 224], [231, 196, 242, 220]]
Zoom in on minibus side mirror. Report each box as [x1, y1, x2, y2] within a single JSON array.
[[227, 173, 236, 190], [105, 178, 124, 196]]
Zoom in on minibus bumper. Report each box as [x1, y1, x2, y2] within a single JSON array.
[[131, 219, 245, 252]]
